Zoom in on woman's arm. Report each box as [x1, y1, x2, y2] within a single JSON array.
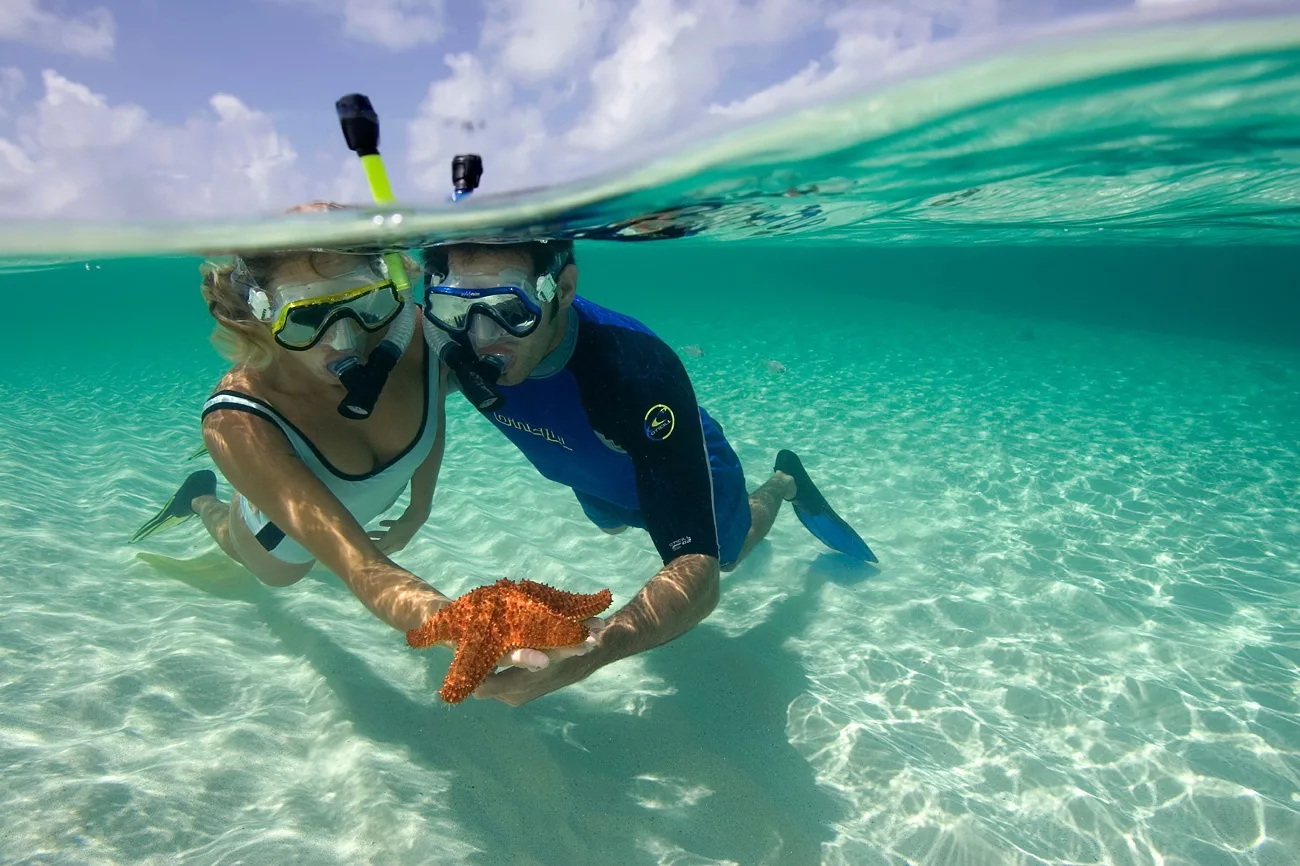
[[202, 409, 448, 632], [405, 366, 449, 524]]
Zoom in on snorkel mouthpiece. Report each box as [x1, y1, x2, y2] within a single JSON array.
[[328, 303, 415, 420], [331, 345, 399, 420], [329, 356, 369, 420], [423, 325, 504, 412]]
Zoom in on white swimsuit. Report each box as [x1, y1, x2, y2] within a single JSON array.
[[201, 347, 440, 564]]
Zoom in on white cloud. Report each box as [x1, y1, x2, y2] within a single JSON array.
[[0, 66, 23, 117], [711, 1, 999, 121], [277, 0, 446, 50], [407, 52, 548, 194], [0, 0, 114, 58], [564, 0, 702, 151], [405, 0, 832, 194], [481, 0, 614, 80], [567, 0, 820, 150], [30, 69, 146, 149], [0, 70, 306, 218]]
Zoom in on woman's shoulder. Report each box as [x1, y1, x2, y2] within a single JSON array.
[[208, 366, 264, 404]]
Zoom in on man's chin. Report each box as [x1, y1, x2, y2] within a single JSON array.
[[497, 368, 526, 386]]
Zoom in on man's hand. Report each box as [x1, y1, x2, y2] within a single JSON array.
[[368, 510, 426, 555], [472, 617, 606, 706]]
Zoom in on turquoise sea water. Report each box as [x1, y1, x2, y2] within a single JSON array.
[[3, 12, 1300, 866]]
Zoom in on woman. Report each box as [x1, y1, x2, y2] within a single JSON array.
[[131, 244, 452, 635]]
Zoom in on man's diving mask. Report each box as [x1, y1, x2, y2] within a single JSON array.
[[236, 256, 404, 351], [423, 267, 558, 340]]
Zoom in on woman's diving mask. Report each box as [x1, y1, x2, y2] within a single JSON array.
[[231, 254, 415, 420], [236, 256, 404, 351]]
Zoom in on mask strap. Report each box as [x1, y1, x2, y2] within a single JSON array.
[[534, 274, 557, 304], [248, 290, 273, 321]]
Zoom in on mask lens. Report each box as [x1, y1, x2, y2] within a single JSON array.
[[425, 285, 541, 338], [273, 282, 402, 349]]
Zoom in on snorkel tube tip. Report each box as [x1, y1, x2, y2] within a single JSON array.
[[336, 93, 380, 158], [451, 153, 482, 202]]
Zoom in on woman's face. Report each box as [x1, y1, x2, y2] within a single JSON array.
[[263, 253, 382, 384]]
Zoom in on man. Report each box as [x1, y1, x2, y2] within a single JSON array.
[[421, 239, 875, 705]]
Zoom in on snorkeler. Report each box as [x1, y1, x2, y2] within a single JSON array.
[[129, 246, 447, 624], [421, 237, 876, 705]]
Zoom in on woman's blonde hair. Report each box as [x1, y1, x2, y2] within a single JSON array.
[[199, 248, 420, 369], [200, 252, 300, 369], [200, 200, 423, 367]]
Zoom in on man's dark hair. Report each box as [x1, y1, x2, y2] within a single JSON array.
[[422, 239, 575, 283]]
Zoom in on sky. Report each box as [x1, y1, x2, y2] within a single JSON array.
[[0, 0, 1223, 221]]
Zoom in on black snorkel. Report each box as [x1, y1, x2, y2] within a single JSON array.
[[451, 154, 483, 202], [419, 150, 508, 412], [336, 92, 505, 413], [331, 93, 416, 421]]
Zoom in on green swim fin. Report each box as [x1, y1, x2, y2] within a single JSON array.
[[129, 470, 217, 544]]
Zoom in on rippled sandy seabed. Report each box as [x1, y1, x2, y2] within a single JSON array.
[[4, 6, 1300, 864], [0, 261, 1297, 865]]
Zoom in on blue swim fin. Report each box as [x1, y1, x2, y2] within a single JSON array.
[[775, 450, 877, 563]]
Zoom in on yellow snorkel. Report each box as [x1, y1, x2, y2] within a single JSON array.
[[324, 93, 418, 421], [335, 92, 506, 413], [335, 93, 411, 296]]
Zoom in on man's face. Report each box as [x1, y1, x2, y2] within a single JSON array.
[[442, 246, 571, 386]]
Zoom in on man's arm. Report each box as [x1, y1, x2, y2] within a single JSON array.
[[475, 330, 724, 705], [585, 338, 724, 665], [586, 552, 720, 663]]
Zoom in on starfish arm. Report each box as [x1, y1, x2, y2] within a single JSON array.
[[515, 580, 614, 621], [406, 583, 498, 648], [503, 594, 592, 648], [406, 610, 455, 648], [440, 631, 505, 704]]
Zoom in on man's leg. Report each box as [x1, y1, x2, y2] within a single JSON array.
[[574, 490, 637, 538], [722, 470, 795, 572]]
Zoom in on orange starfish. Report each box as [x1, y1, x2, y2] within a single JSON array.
[[406, 578, 614, 704]]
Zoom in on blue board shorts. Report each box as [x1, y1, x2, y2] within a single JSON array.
[[573, 447, 753, 569]]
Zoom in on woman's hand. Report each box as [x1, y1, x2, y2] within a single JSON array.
[[368, 510, 426, 555]]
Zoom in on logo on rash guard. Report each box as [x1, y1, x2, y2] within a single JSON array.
[[644, 403, 676, 441]]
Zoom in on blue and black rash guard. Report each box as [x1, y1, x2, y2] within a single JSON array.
[[482, 296, 724, 564]]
